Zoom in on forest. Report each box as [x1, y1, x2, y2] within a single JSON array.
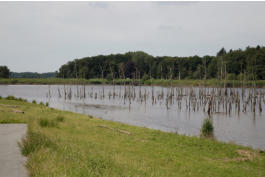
[[57, 46, 265, 81]]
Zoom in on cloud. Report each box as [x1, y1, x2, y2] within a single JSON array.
[[158, 25, 182, 31], [0, 2, 265, 72], [153, 1, 198, 6]]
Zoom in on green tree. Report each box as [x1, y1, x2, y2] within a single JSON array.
[[0, 66, 10, 78]]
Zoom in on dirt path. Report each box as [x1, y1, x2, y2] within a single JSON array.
[[0, 124, 27, 177]]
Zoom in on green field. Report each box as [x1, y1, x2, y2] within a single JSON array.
[[0, 97, 265, 176], [0, 78, 265, 87]]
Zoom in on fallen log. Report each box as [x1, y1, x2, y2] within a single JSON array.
[[6, 109, 24, 114], [0, 104, 19, 108], [97, 125, 114, 130], [117, 129, 133, 135], [97, 125, 133, 135]]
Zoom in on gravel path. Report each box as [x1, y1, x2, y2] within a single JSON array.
[[0, 124, 28, 177]]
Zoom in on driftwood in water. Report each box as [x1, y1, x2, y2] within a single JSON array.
[[207, 95, 213, 115]]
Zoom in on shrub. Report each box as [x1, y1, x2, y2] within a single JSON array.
[[10, 79, 18, 84], [32, 100, 37, 104], [45, 102, 49, 106], [19, 131, 54, 156], [106, 73, 113, 81], [201, 118, 214, 137], [56, 116, 64, 122], [6, 95, 16, 100], [39, 102, 44, 106], [89, 79, 104, 84], [17, 97, 27, 102], [227, 73, 237, 80], [141, 73, 150, 82], [39, 118, 58, 128]]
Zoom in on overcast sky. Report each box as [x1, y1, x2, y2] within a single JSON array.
[[1, 2, 265, 72]]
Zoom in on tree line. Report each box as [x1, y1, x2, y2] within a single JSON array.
[[0, 67, 56, 79], [57, 46, 265, 81], [10, 72, 56, 78]]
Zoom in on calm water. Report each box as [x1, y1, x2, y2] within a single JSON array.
[[0, 84, 264, 150]]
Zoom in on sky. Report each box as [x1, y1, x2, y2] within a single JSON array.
[[0, 1, 265, 73]]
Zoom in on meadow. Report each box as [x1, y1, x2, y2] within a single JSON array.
[[0, 97, 265, 176]]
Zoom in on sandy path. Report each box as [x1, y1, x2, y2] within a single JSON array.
[[0, 124, 28, 177]]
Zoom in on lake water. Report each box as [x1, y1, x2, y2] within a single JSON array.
[[0, 84, 264, 150]]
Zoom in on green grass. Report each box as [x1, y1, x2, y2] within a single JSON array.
[[0, 78, 264, 87], [1, 98, 265, 176], [201, 118, 214, 137]]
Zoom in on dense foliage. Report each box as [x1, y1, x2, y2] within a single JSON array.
[[57, 46, 265, 80], [0, 66, 10, 78], [10, 72, 56, 78]]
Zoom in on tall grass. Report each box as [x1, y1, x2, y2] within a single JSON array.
[[201, 118, 214, 137], [39, 118, 58, 128], [19, 131, 55, 156]]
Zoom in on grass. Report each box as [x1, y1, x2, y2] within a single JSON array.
[[201, 118, 214, 137], [39, 118, 58, 128], [1, 98, 265, 176], [0, 78, 264, 87]]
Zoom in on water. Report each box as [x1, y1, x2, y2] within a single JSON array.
[[0, 84, 264, 150]]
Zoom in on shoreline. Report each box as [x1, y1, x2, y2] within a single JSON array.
[[0, 78, 265, 88]]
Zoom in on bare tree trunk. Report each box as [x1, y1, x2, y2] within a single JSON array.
[[75, 60, 78, 78], [160, 66, 163, 80], [178, 60, 181, 81], [203, 57, 207, 86]]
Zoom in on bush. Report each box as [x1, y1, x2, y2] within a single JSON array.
[[45, 102, 49, 106], [237, 73, 244, 80], [6, 95, 16, 100], [141, 73, 150, 82], [201, 118, 214, 137], [19, 131, 54, 156], [227, 73, 237, 80], [106, 73, 113, 81], [17, 97, 27, 102], [10, 79, 18, 84], [56, 116, 64, 122], [39, 118, 58, 128], [32, 100, 37, 104], [89, 79, 105, 84], [39, 102, 44, 106]]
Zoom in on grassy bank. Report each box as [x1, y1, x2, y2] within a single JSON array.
[[0, 78, 265, 87], [0, 98, 265, 176]]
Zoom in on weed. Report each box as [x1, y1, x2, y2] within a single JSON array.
[[39, 118, 58, 128], [6, 95, 16, 100], [56, 115, 64, 122], [201, 118, 214, 137], [19, 131, 55, 156]]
